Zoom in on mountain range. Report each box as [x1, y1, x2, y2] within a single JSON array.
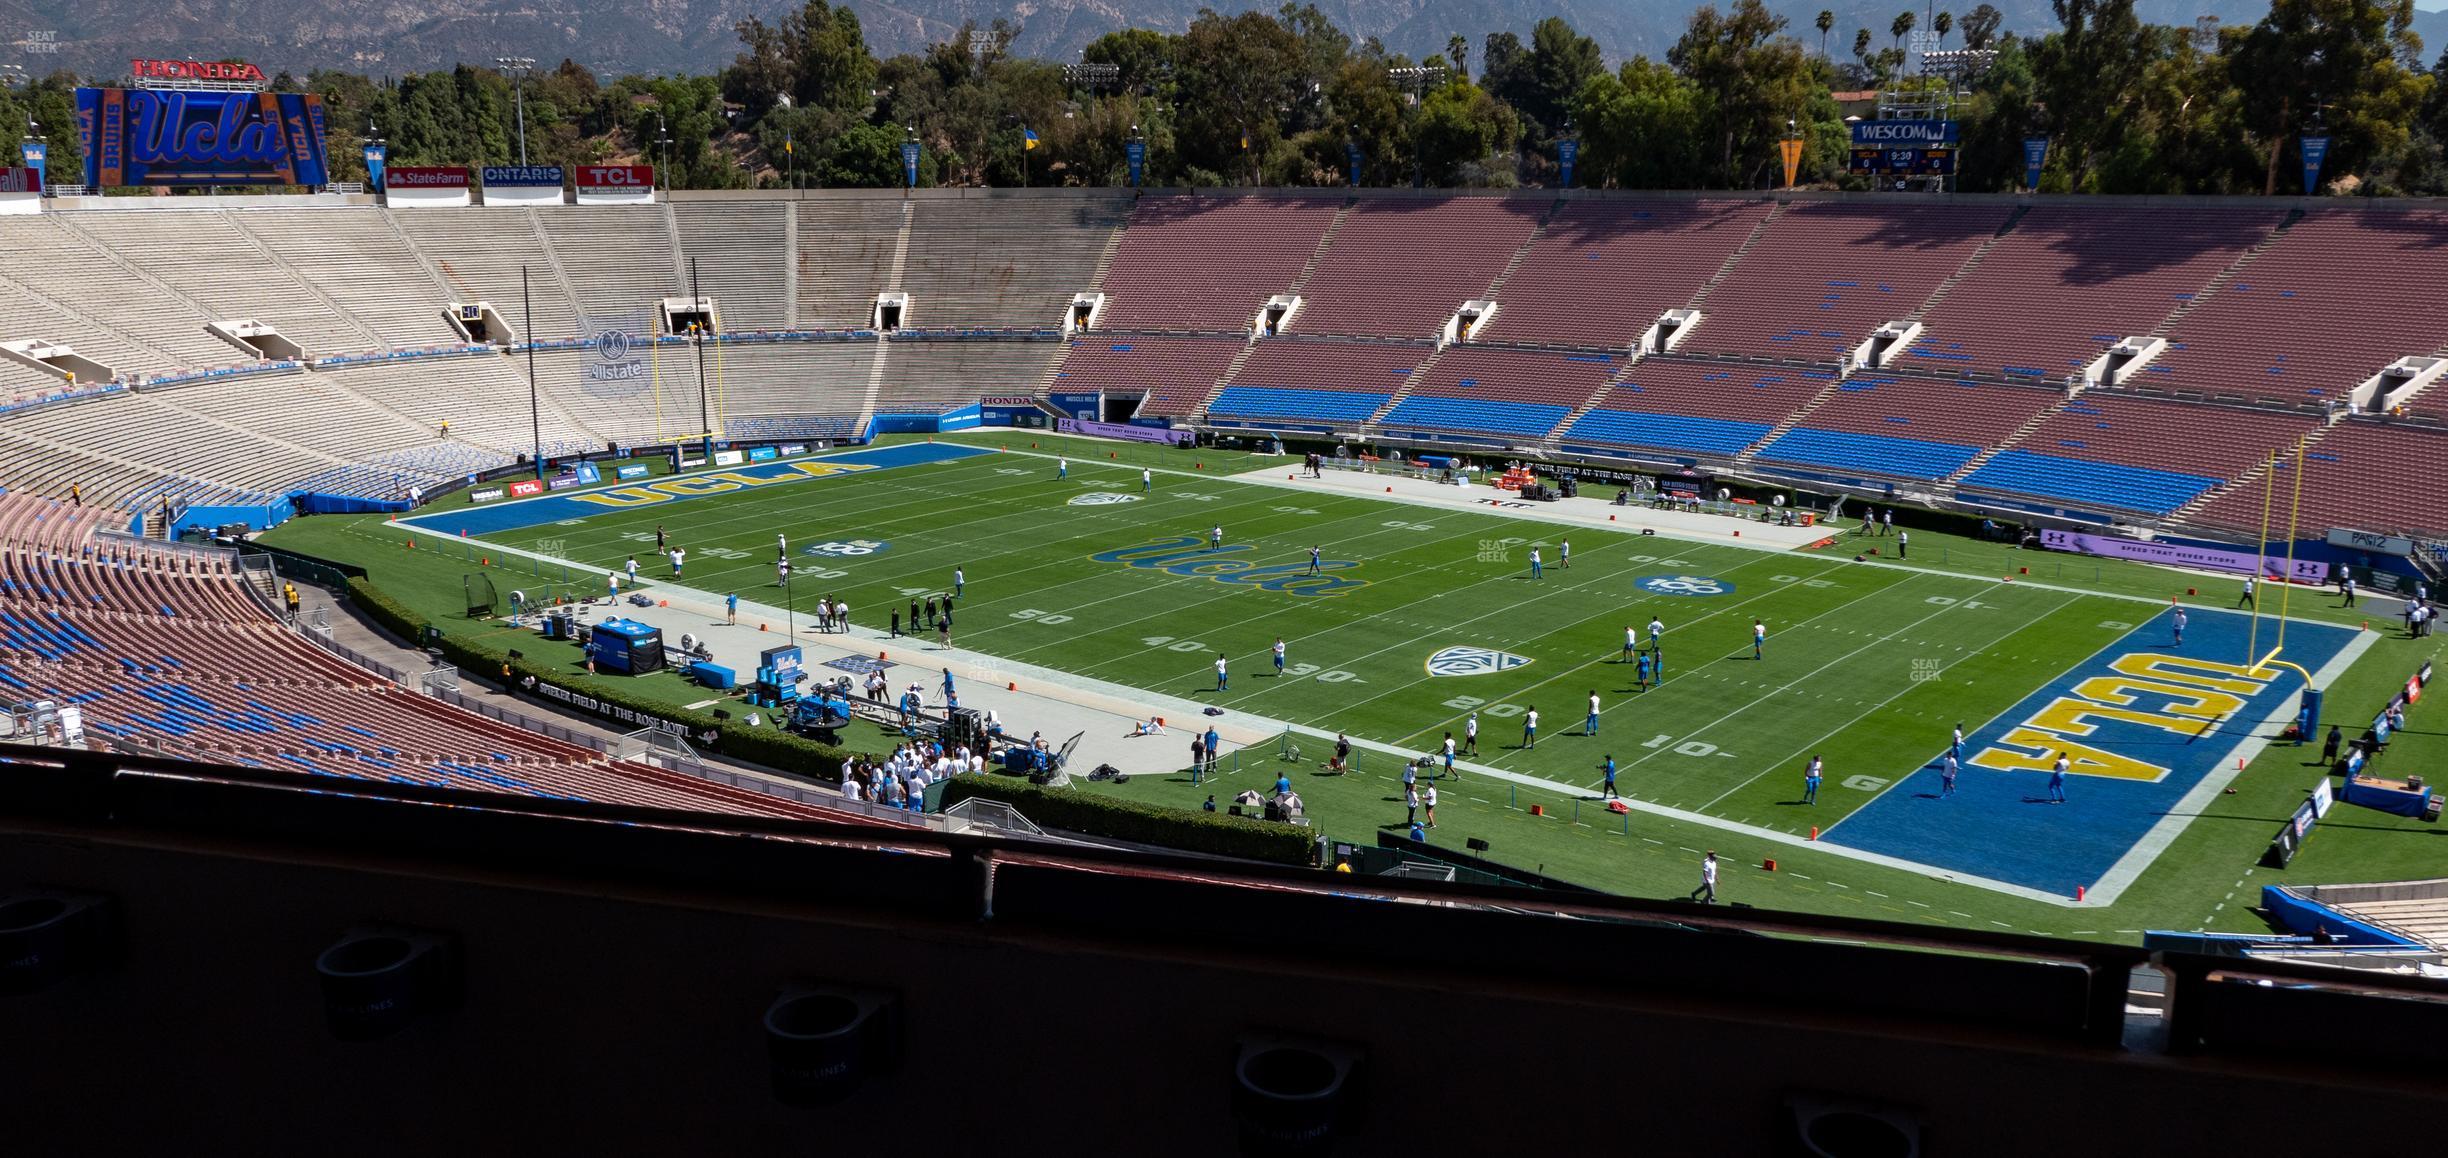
[[4, 0, 2439, 82]]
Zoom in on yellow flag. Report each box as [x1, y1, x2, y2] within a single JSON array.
[[1779, 137, 1805, 189]]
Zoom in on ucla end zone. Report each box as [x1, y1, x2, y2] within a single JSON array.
[[1822, 606, 2369, 900], [395, 443, 994, 536]]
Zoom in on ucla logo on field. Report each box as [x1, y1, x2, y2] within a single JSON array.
[[802, 539, 888, 558], [1636, 574, 1734, 597], [1089, 536, 1367, 598], [1070, 492, 1144, 507], [1425, 646, 1533, 677]]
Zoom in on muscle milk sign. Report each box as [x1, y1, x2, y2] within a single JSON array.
[[575, 164, 654, 205]]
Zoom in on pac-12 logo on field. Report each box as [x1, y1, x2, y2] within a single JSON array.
[[802, 539, 888, 558], [1425, 646, 1533, 677], [1069, 492, 1144, 507], [1636, 574, 1734, 597]]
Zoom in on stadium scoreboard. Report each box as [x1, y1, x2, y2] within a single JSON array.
[[1848, 119, 1959, 177]]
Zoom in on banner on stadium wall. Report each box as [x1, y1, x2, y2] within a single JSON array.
[[1557, 139, 1578, 189], [2042, 529, 2329, 582], [2326, 528, 2413, 556], [748, 446, 778, 462], [2300, 135, 2330, 196], [574, 164, 653, 204], [0, 167, 38, 214], [979, 396, 1037, 407], [2022, 137, 2049, 191], [1127, 138, 1147, 187], [1047, 391, 1101, 421], [712, 450, 744, 467], [1058, 417, 1194, 447], [361, 142, 385, 191], [482, 164, 564, 205], [507, 479, 545, 498], [77, 87, 333, 187], [902, 141, 921, 188], [616, 464, 650, 480], [1777, 137, 1802, 189], [1346, 141, 1362, 187], [383, 165, 472, 208], [18, 141, 43, 187]]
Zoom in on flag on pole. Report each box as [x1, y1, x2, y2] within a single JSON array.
[[1024, 128, 1040, 151]]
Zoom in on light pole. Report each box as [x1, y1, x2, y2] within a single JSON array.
[[496, 56, 536, 166], [655, 114, 674, 194], [1387, 65, 1448, 189], [775, 94, 796, 191]]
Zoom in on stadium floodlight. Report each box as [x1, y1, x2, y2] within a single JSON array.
[[1917, 49, 1996, 81], [1066, 61, 1120, 90], [655, 114, 674, 193], [496, 57, 537, 166], [1387, 65, 1448, 189]]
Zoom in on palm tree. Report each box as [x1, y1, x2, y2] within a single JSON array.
[[1891, 10, 1916, 57], [1448, 34, 1469, 81], [1852, 27, 1874, 68], [1817, 10, 1835, 58], [1935, 10, 1954, 48]]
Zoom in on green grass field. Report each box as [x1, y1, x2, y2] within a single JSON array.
[[264, 430, 2448, 943]]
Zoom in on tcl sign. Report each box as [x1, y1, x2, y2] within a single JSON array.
[[506, 479, 545, 498], [131, 58, 266, 83], [576, 165, 654, 188]]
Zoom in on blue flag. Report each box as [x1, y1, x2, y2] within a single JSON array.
[[2021, 137, 2048, 191], [2300, 135, 2330, 196]]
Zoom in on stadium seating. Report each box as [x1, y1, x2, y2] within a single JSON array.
[[393, 209, 584, 339], [1095, 195, 1342, 331], [1292, 197, 1549, 338], [1382, 347, 1617, 441], [1565, 359, 1833, 457], [902, 195, 1129, 329], [875, 339, 1063, 416], [1685, 201, 2011, 362], [796, 199, 909, 329], [1213, 338, 1426, 428], [2148, 210, 2448, 406], [534, 206, 685, 329], [2186, 419, 2448, 539], [55, 210, 383, 358], [1956, 393, 2318, 516], [232, 208, 462, 349], [0, 215, 240, 370], [1489, 198, 1771, 347], [0, 492, 838, 818], [1897, 207, 2281, 382], [671, 201, 794, 332], [1754, 374, 2062, 481], [1052, 335, 1246, 417]]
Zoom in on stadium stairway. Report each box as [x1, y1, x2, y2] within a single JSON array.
[[218, 214, 390, 355], [1545, 357, 1647, 449], [1477, 198, 1564, 302], [1939, 392, 2079, 483], [1903, 204, 2031, 325], [2163, 416, 2340, 529], [1190, 336, 1266, 420], [1733, 366, 1859, 463], [1684, 200, 1786, 312], [1361, 344, 1452, 425], [2148, 209, 2304, 339], [1287, 198, 1356, 298]]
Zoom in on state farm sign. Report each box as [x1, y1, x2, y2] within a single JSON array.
[[575, 165, 653, 188], [385, 165, 470, 189], [131, 58, 266, 84]]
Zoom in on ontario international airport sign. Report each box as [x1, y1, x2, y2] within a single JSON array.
[[482, 164, 564, 206], [1848, 119, 1959, 176], [77, 86, 333, 186]]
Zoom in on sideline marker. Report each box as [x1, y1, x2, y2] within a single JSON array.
[[1007, 681, 1017, 691], [1763, 858, 1777, 872], [759, 623, 768, 632], [1808, 826, 1818, 841], [2076, 885, 2087, 902]]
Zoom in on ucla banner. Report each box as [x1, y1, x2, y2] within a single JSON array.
[[2300, 134, 2330, 196], [77, 87, 333, 187], [902, 141, 921, 188], [362, 142, 385, 190], [1346, 141, 1362, 187], [1126, 138, 1146, 187], [2021, 137, 2049, 191], [1557, 139, 1578, 189], [19, 141, 43, 186]]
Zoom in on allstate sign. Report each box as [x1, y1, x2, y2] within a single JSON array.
[[589, 328, 643, 382], [1636, 574, 1734, 597]]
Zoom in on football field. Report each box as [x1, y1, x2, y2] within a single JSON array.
[[269, 429, 2439, 939]]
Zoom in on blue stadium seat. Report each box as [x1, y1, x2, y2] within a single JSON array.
[[1565, 410, 1770, 457], [1754, 428, 1983, 481], [1208, 386, 1389, 424], [1381, 397, 1569, 439], [1957, 449, 2222, 515]]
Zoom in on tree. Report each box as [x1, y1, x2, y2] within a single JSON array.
[[2031, 0, 2156, 189], [1892, 10, 1918, 56], [1669, 0, 1820, 185], [2231, 0, 2431, 194], [1576, 58, 1708, 187], [1449, 34, 1471, 80], [1414, 80, 1518, 184], [1172, 9, 1307, 183], [1963, 4, 2005, 49], [1936, 11, 1955, 47], [1853, 27, 1874, 61], [1818, 10, 1835, 57]]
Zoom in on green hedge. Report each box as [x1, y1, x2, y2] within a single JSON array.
[[339, 576, 852, 782], [939, 775, 1316, 866]]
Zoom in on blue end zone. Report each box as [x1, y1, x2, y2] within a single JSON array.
[[1821, 607, 2357, 896], [400, 443, 993, 536]]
